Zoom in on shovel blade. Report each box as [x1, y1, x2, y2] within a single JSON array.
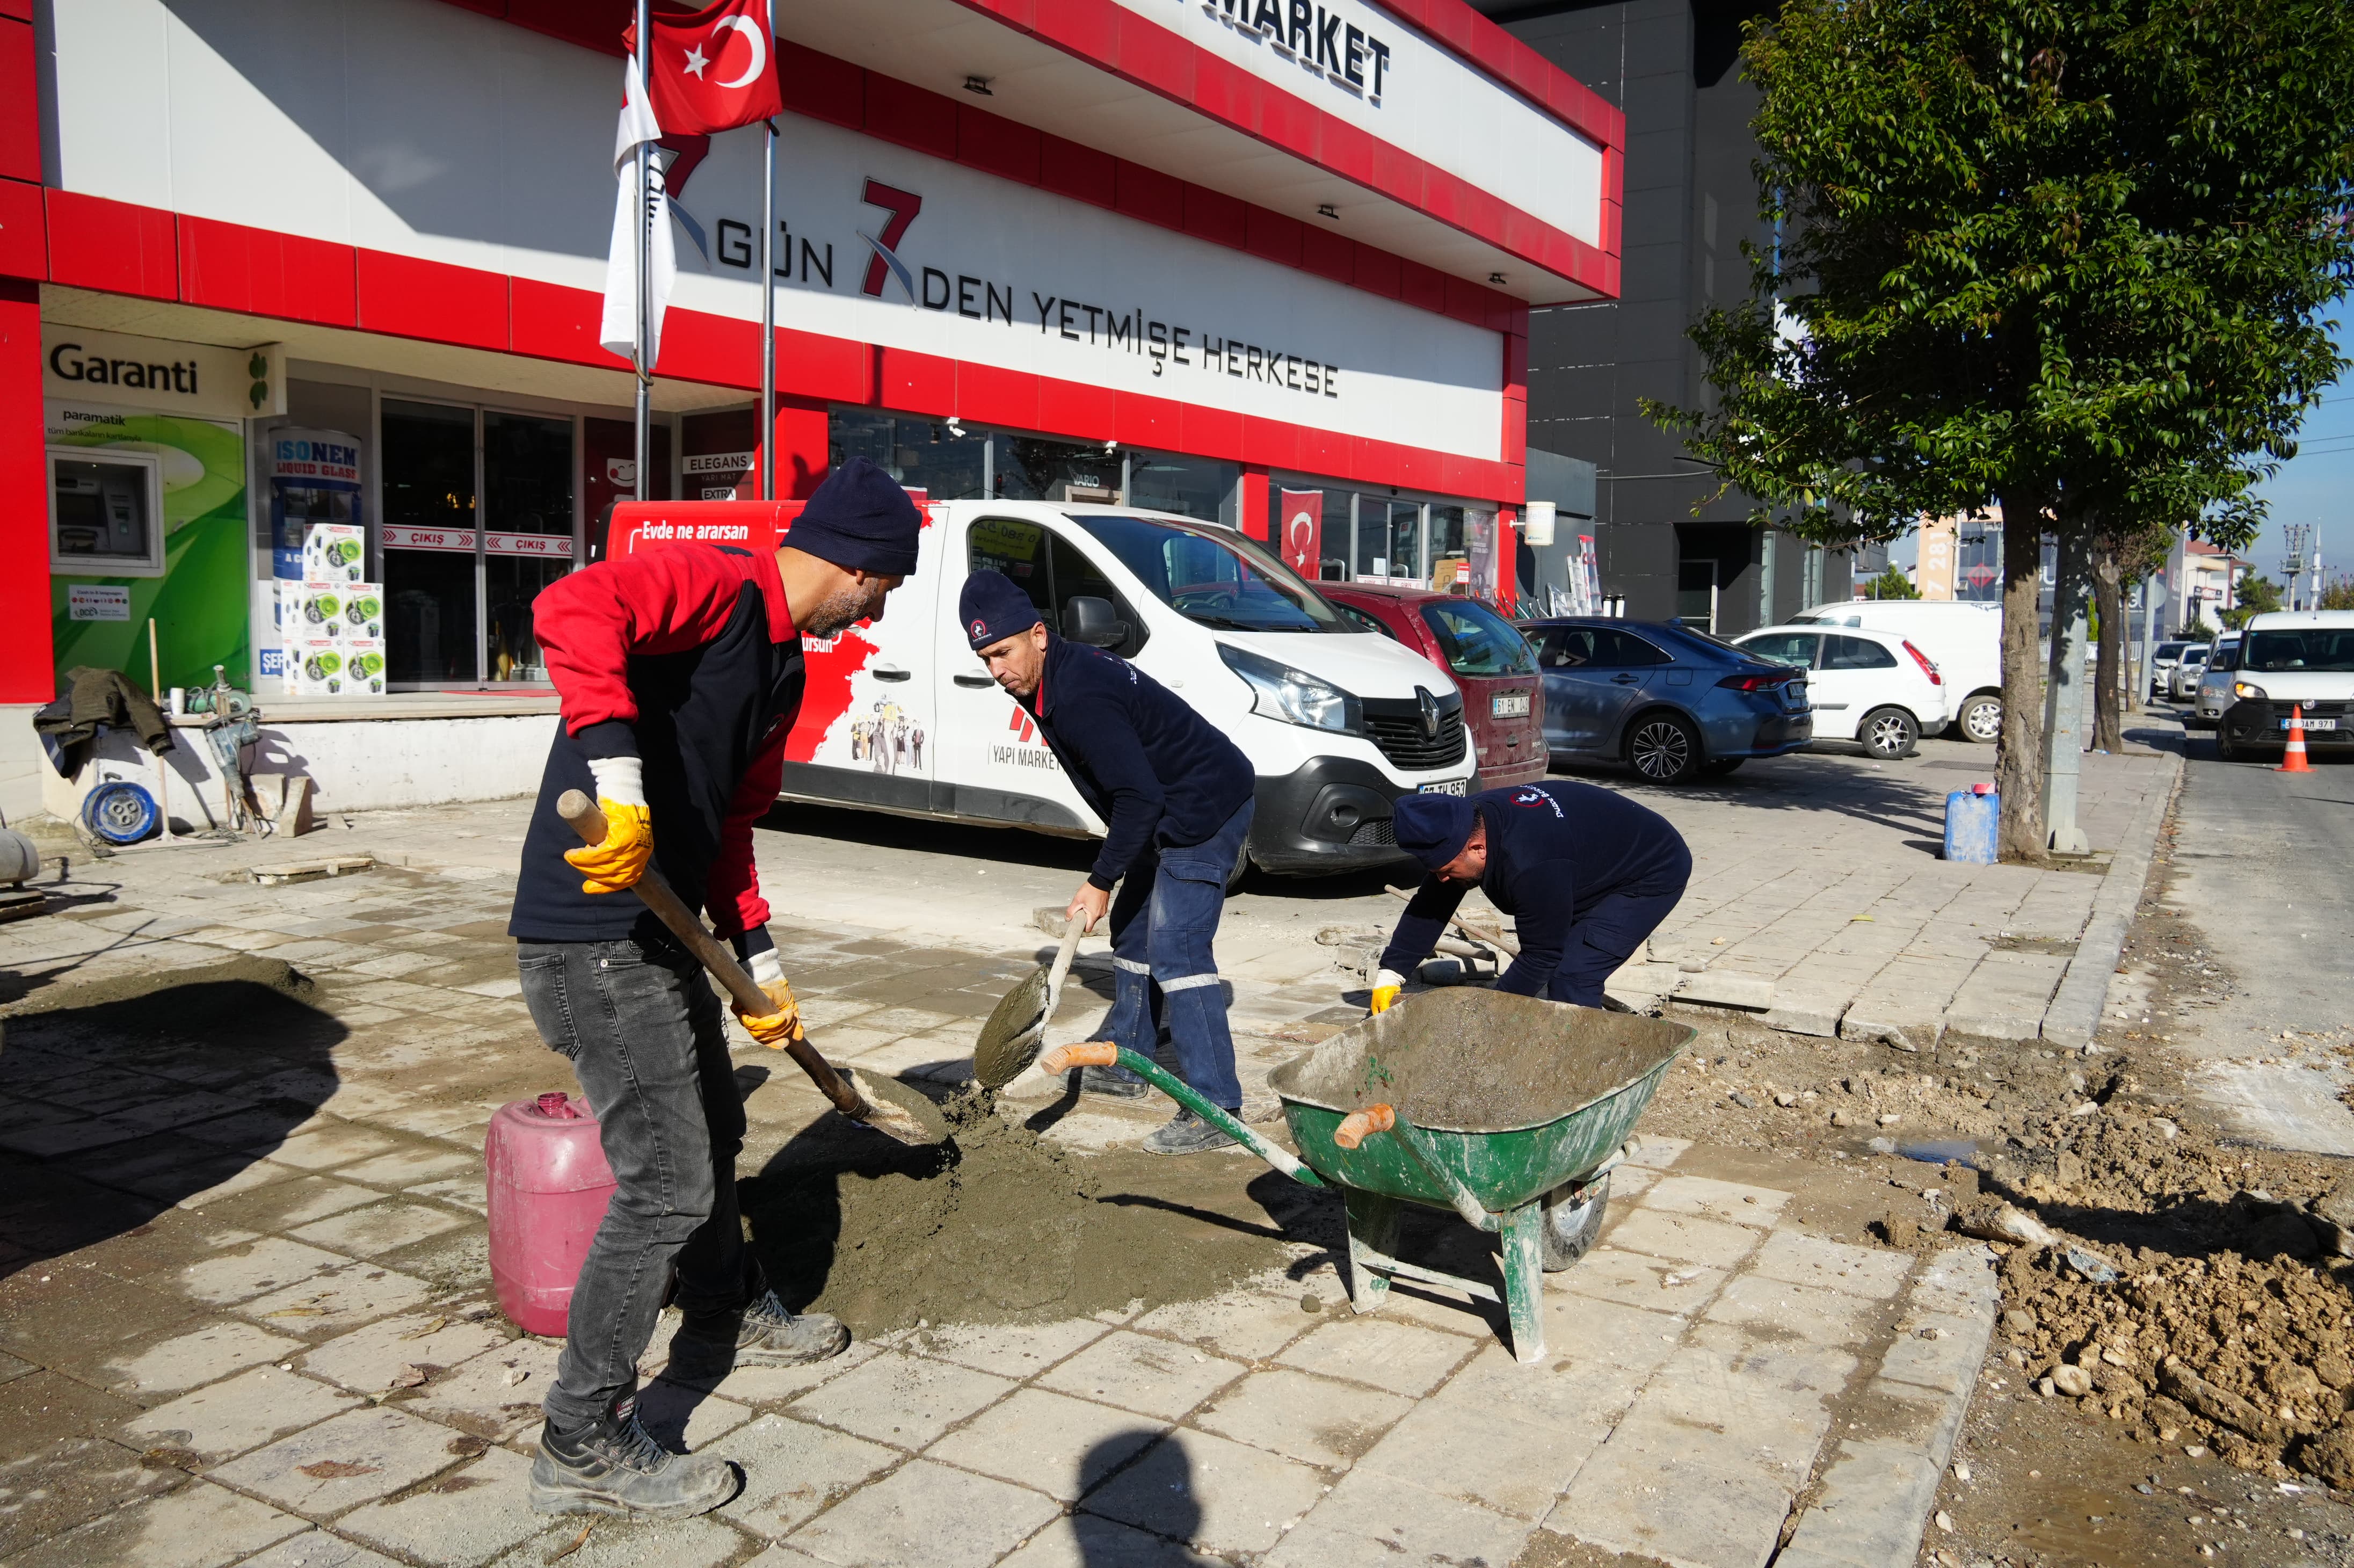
[[843, 1067, 952, 1146], [974, 967, 1051, 1088]]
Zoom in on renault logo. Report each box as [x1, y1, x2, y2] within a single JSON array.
[[1415, 686, 1440, 739]]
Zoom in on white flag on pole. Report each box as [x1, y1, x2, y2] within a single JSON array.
[[600, 58, 673, 369]]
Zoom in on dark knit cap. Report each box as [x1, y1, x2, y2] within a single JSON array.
[[786, 458, 922, 576], [959, 570, 1045, 650], [1393, 792, 1477, 870]]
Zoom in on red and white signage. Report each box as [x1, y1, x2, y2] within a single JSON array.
[[380, 526, 576, 557]]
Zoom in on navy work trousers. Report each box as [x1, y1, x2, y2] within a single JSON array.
[[1543, 887, 1685, 1008], [1098, 800, 1252, 1112]]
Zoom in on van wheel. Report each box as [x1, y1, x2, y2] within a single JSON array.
[[2215, 727, 2240, 764], [1625, 713, 1702, 785], [1226, 831, 1252, 892], [1861, 707, 1920, 760], [1955, 693, 2002, 744]]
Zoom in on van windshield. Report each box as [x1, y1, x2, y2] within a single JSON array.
[[1072, 513, 1354, 633], [2244, 628, 2354, 673]]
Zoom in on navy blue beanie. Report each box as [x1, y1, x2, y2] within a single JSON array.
[[960, 570, 1045, 650], [1393, 793, 1476, 870], [787, 458, 921, 576]]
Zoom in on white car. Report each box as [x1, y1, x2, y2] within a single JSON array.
[[2167, 642, 2211, 702], [2148, 640, 2196, 699], [1786, 599, 2002, 743], [2187, 633, 2240, 730], [1734, 624, 1951, 759], [2217, 611, 2354, 763]]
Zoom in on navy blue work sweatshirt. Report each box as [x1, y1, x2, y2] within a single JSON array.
[[1379, 781, 1691, 994], [1019, 634, 1254, 889]]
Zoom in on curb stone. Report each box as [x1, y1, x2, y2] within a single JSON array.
[[2041, 751, 2182, 1049]]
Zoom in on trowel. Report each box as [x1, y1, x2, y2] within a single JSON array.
[[973, 916, 1085, 1089], [556, 790, 947, 1148]]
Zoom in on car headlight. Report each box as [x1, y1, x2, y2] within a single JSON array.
[[1218, 643, 1361, 734], [2233, 681, 2268, 700]]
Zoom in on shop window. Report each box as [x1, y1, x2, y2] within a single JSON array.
[[382, 400, 477, 685], [1127, 452, 1237, 525], [483, 412, 572, 682], [833, 410, 985, 499], [1428, 504, 1466, 589], [993, 434, 1118, 504], [1353, 495, 1387, 578], [1386, 500, 1423, 583], [49, 452, 164, 576]]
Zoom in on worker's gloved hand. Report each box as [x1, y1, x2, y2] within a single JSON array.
[[564, 800, 653, 895], [1369, 967, 1406, 1015], [736, 977, 803, 1048]]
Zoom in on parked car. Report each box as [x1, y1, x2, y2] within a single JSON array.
[[1317, 584, 1547, 789], [2148, 640, 2195, 699], [1786, 598, 2001, 743], [2168, 642, 2212, 702], [2186, 633, 2241, 730], [1518, 618, 1813, 785], [1734, 625, 1950, 759], [2215, 611, 2354, 763]]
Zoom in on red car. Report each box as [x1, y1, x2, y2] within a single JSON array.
[[1317, 583, 1549, 790]]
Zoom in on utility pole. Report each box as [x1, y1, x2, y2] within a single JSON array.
[[2283, 522, 2313, 613]]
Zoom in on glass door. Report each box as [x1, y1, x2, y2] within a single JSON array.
[[1676, 559, 1719, 632], [483, 411, 574, 683], [381, 400, 478, 684]]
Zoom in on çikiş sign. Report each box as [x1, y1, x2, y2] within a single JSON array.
[[41, 326, 287, 420]]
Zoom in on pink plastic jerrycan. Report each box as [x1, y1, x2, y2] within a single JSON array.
[[486, 1092, 617, 1337]]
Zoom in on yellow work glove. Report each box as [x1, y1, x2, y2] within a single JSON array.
[[735, 977, 803, 1049], [563, 799, 652, 895], [1369, 967, 1406, 1016]]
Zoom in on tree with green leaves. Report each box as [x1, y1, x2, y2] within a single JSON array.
[[1650, 0, 2354, 859], [1862, 566, 1922, 600], [2222, 573, 2284, 628], [2323, 580, 2354, 611]]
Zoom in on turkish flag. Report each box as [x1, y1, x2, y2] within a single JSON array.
[[623, 0, 782, 137], [1279, 489, 1325, 579]]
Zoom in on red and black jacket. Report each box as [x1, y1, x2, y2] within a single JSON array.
[[507, 544, 801, 947]]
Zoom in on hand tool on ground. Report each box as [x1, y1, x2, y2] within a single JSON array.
[[972, 917, 1085, 1089], [1040, 988, 1692, 1364], [1384, 885, 1519, 955], [556, 790, 947, 1148]]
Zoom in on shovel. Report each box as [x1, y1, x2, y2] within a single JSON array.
[[972, 917, 1084, 1090], [556, 790, 947, 1148]]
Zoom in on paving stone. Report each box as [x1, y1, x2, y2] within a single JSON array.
[[1267, 1470, 1532, 1568], [210, 1406, 465, 1515], [1680, 1323, 1859, 1402], [1547, 1424, 1801, 1568], [900, 1317, 1109, 1377], [103, 1320, 308, 1399], [633, 1377, 753, 1449], [1639, 1174, 1792, 1228], [1600, 1208, 1766, 1271], [1747, 1231, 1914, 1301], [399, 1339, 561, 1441], [175, 1239, 350, 1307], [1432, 1306, 1681, 1439], [6, 1477, 306, 1568], [335, 1446, 540, 1566], [335, 1148, 477, 1189], [1274, 1317, 1474, 1398], [492, 1512, 747, 1568], [267, 1127, 402, 1172], [653, 1338, 882, 1407], [0, 1436, 185, 1559], [711, 1413, 901, 1536], [927, 1388, 1167, 1502], [1353, 1397, 1597, 1521], [238, 1265, 435, 1337], [1193, 1367, 1411, 1469], [787, 1350, 1016, 1450], [120, 1366, 360, 1463], [1550, 1246, 1727, 1316], [402, 1175, 491, 1215], [1082, 1428, 1329, 1557], [221, 1529, 408, 1567], [1876, 1311, 1992, 1398], [1908, 1245, 2000, 1317], [288, 1201, 469, 1258], [1775, 1438, 1943, 1568], [298, 1309, 507, 1395], [1039, 1331, 1248, 1421], [1701, 1274, 1886, 1349], [788, 1456, 1060, 1568], [996, 1512, 1226, 1567]]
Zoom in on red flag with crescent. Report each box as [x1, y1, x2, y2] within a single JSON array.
[[623, 0, 782, 137]]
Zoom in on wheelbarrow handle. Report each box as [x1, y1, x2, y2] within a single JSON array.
[[1333, 1104, 1395, 1149], [1040, 1042, 1326, 1188]]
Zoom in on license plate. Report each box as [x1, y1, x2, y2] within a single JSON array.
[[2282, 717, 2338, 730], [1419, 778, 1470, 795], [1491, 691, 1530, 718]]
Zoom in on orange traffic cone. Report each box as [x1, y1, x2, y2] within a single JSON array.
[[2280, 703, 2313, 773]]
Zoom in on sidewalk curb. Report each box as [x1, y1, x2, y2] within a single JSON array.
[[2041, 751, 2183, 1049]]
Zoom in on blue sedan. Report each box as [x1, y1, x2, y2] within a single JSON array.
[[1517, 618, 1814, 784]]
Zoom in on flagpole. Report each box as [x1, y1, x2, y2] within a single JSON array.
[[758, 0, 778, 503], [634, 0, 653, 504]]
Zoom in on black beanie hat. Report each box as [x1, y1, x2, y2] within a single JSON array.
[[960, 570, 1045, 650], [1392, 792, 1477, 870], [786, 457, 921, 577]]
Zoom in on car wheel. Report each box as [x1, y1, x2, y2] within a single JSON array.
[[2215, 727, 2240, 763], [1703, 758, 1745, 776], [1861, 707, 1921, 760], [1539, 1171, 1611, 1271], [1624, 713, 1703, 785], [1225, 829, 1252, 892], [1956, 693, 2002, 744]]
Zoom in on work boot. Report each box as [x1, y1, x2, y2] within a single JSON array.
[[1143, 1107, 1238, 1155], [1074, 1063, 1149, 1099], [665, 1289, 849, 1381], [528, 1392, 738, 1519]]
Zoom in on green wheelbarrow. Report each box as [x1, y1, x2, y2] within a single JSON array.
[[1040, 988, 1695, 1366]]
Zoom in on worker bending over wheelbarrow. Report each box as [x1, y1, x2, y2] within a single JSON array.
[[962, 569, 1254, 1155], [1373, 783, 1690, 1013], [507, 459, 921, 1519]]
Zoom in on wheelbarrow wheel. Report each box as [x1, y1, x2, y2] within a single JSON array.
[[1538, 1171, 1610, 1272]]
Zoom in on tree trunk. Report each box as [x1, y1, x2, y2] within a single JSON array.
[[1996, 495, 2048, 861], [2092, 540, 2126, 752]]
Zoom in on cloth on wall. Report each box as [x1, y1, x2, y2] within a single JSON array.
[[32, 667, 177, 779]]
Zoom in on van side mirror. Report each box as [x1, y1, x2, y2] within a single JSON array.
[[1063, 596, 1128, 649]]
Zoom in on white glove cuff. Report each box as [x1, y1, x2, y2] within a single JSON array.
[[749, 946, 787, 986], [1374, 968, 1407, 991], [586, 756, 647, 808]]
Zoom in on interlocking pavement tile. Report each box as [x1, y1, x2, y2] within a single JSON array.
[[1266, 1470, 1532, 1568], [1192, 1369, 1411, 1468], [120, 1366, 359, 1463], [238, 1265, 435, 1337], [900, 1317, 1109, 1378], [398, 1339, 561, 1441], [1547, 1424, 1802, 1568], [335, 1148, 477, 1189], [103, 1320, 308, 1400], [788, 1457, 1060, 1568], [1352, 1397, 1597, 1521], [1551, 1246, 1727, 1316], [1129, 1292, 1317, 1362], [1081, 1428, 1328, 1558], [175, 1239, 350, 1307], [1039, 1331, 1247, 1421], [1600, 1208, 1766, 1271], [5, 1477, 306, 1568], [927, 1387, 1166, 1502], [1639, 1174, 1792, 1229], [335, 1447, 540, 1566], [1776, 1438, 1944, 1568], [210, 1406, 465, 1515], [1746, 1231, 1914, 1301], [1622, 1134, 1691, 1170], [403, 1175, 492, 1215], [653, 1337, 882, 1406], [633, 1378, 752, 1449], [1701, 1274, 1887, 1350], [1274, 1318, 1473, 1399], [713, 1413, 900, 1536], [0, 1436, 184, 1559], [997, 1512, 1226, 1567], [298, 1309, 507, 1395], [783, 1350, 1016, 1451], [236, 1532, 408, 1567], [288, 1202, 469, 1259], [1433, 1305, 1682, 1440], [1680, 1323, 1860, 1402], [491, 1512, 746, 1568], [1876, 1311, 1992, 1398]]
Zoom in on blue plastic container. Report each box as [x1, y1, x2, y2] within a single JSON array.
[[1943, 787, 1999, 863]]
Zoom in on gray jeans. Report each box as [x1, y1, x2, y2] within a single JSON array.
[[516, 937, 757, 1428]]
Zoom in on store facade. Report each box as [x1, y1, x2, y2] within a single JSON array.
[[1, 0, 1619, 821]]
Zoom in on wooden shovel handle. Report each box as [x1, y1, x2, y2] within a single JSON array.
[[1039, 1040, 1118, 1076], [557, 789, 868, 1123], [1333, 1104, 1396, 1150]]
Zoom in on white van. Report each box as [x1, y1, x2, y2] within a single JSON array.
[[602, 497, 1479, 876], [2215, 611, 2354, 763], [1788, 599, 2003, 743]]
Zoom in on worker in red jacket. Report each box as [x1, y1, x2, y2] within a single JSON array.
[[507, 459, 921, 1520]]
